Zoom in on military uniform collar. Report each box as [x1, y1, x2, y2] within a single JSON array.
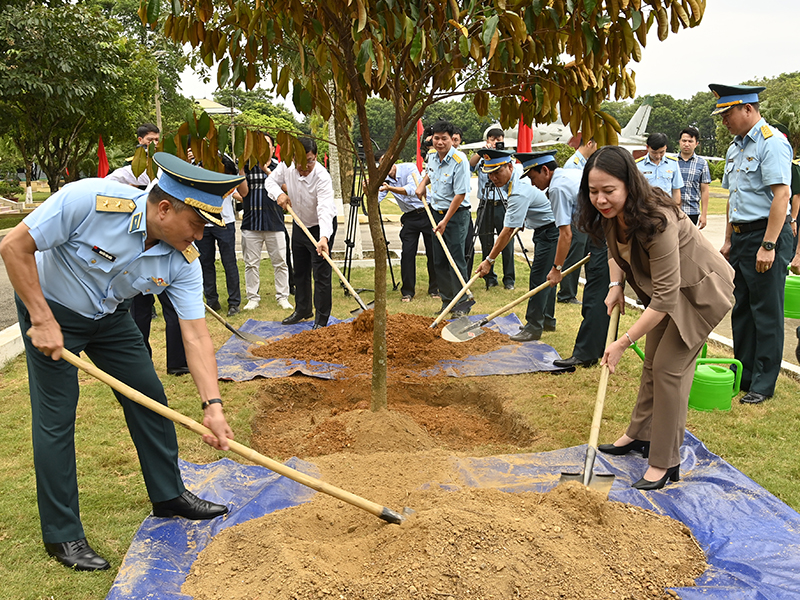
[[128, 194, 150, 235], [436, 146, 457, 163], [738, 117, 768, 144]]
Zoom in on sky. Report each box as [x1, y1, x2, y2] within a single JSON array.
[[179, 0, 800, 107]]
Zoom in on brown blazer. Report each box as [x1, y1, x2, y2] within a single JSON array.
[[603, 209, 735, 349]]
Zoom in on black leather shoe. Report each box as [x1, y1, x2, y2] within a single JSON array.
[[543, 324, 556, 332], [504, 284, 515, 290], [509, 326, 542, 342], [227, 305, 240, 317], [281, 310, 313, 325], [45, 538, 110, 571], [485, 281, 499, 290], [740, 391, 770, 404], [167, 366, 191, 376], [558, 297, 582, 305], [553, 356, 598, 368], [311, 323, 325, 330], [632, 465, 680, 490], [152, 490, 228, 520], [208, 301, 222, 311], [598, 439, 650, 458]]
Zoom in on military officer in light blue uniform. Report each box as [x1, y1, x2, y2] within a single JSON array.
[[524, 150, 611, 368], [475, 149, 557, 342], [0, 153, 243, 571], [415, 120, 472, 316], [635, 132, 684, 204], [713, 83, 793, 404]]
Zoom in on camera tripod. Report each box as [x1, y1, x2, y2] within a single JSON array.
[[341, 150, 398, 294], [469, 180, 532, 274]]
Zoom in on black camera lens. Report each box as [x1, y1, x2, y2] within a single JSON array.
[[495, 141, 505, 150]]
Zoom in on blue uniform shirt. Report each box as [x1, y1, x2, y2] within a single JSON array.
[[722, 117, 792, 223], [563, 151, 586, 170], [425, 147, 471, 211], [636, 154, 684, 194], [548, 168, 583, 227], [502, 168, 554, 231], [378, 163, 424, 213], [23, 178, 204, 321], [472, 156, 509, 203]]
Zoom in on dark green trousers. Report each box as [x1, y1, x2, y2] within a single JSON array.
[[558, 225, 589, 302], [729, 223, 793, 396], [431, 208, 470, 306], [524, 224, 558, 333], [17, 296, 185, 544]]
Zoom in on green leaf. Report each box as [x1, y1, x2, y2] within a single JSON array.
[[217, 58, 230, 89], [217, 124, 230, 154], [530, 0, 544, 17], [162, 136, 177, 155], [233, 126, 245, 158], [171, 0, 180, 15], [131, 146, 147, 177], [631, 10, 642, 30], [410, 31, 423, 65], [458, 34, 469, 57], [292, 84, 313, 114], [186, 110, 198, 138], [357, 39, 375, 72], [146, 0, 160, 23], [197, 110, 211, 139], [534, 83, 544, 110], [584, 0, 597, 12], [482, 15, 498, 48]]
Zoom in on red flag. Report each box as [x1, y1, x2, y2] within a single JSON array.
[[275, 144, 281, 161], [517, 113, 533, 153], [416, 119, 424, 172], [324, 153, 328, 169], [97, 136, 109, 178]]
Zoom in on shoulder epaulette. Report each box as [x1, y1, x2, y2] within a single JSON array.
[[793, 158, 800, 166], [182, 244, 200, 263], [666, 154, 679, 161], [96, 195, 136, 213], [761, 124, 773, 139], [508, 181, 514, 196], [427, 148, 436, 155], [452, 153, 463, 164], [572, 155, 580, 164], [635, 156, 646, 162]]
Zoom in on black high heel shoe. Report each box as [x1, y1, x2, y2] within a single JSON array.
[[597, 439, 650, 458], [631, 465, 680, 490]]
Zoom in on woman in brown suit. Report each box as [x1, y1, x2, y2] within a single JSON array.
[[577, 146, 735, 490]]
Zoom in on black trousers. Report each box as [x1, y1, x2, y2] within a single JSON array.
[[477, 200, 515, 288], [130, 292, 187, 371], [729, 223, 793, 396], [196, 224, 241, 309], [557, 225, 588, 302], [524, 224, 558, 332], [292, 219, 337, 325], [399, 209, 438, 297], [17, 295, 184, 543]]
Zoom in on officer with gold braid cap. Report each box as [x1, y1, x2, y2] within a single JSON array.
[[712, 83, 793, 405], [0, 152, 244, 571]]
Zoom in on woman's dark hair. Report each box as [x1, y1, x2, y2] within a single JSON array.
[[577, 146, 681, 245]]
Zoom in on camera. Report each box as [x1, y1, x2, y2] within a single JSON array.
[[495, 141, 505, 150]]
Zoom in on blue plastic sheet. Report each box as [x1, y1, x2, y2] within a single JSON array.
[[107, 433, 800, 600], [215, 314, 566, 381]]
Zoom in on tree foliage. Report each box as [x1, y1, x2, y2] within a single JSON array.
[[143, 0, 706, 410]]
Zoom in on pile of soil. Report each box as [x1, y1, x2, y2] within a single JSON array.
[[251, 310, 510, 374], [184, 443, 706, 600]]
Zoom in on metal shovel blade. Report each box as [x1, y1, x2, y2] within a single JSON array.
[[204, 303, 270, 346], [441, 316, 487, 343], [350, 301, 376, 316], [559, 447, 616, 497]]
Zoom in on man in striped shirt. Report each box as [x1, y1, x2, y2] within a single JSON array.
[[677, 126, 711, 228]]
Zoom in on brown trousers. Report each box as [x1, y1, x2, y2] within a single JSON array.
[[626, 316, 706, 469]]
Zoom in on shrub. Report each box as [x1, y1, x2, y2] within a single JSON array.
[[0, 180, 22, 199]]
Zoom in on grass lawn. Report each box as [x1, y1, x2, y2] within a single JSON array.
[[1, 255, 799, 599]]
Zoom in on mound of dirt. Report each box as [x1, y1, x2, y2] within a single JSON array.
[[184, 450, 706, 600], [251, 310, 510, 374]]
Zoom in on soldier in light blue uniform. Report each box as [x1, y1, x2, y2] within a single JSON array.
[[524, 150, 611, 368], [415, 120, 472, 316], [635, 132, 684, 204], [475, 149, 557, 341], [712, 83, 793, 404], [0, 153, 242, 571], [559, 138, 597, 304]]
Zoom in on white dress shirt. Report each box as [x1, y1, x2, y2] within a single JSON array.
[[265, 160, 337, 240]]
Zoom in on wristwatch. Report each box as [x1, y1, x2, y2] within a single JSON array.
[[761, 240, 776, 251], [553, 264, 563, 272], [486, 256, 496, 264]]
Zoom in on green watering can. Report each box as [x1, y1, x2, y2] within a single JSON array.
[[785, 265, 800, 318], [629, 341, 742, 412]]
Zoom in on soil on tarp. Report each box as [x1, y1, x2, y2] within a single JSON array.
[[250, 310, 511, 375], [184, 376, 707, 600]]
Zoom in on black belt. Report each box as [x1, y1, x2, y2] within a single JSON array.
[[536, 222, 556, 232], [435, 206, 469, 215], [731, 215, 790, 234], [407, 207, 427, 216]]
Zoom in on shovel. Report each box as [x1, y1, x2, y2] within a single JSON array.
[[430, 273, 481, 328], [558, 304, 621, 496], [204, 303, 270, 346], [419, 194, 475, 312], [57, 347, 410, 524], [441, 254, 590, 342], [285, 205, 374, 316]]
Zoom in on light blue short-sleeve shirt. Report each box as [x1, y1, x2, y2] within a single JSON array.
[[636, 154, 684, 193], [23, 178, 204, 320], [722, 118, 792, 223], [378, 163, 424, 213], [425, 147, 471, 211], [548, 168, 583, 227], [563, 151, 586, 170], [502, 169, 554, 231]]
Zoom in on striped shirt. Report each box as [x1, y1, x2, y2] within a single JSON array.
[[677, 153, 711, 216], [241, 159, 287, 232]]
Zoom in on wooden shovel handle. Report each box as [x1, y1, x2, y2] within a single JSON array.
[[418, 195, 473, 295], [285, 205, 369, 311], [587, 304, 621, 451], [431, 272, 481, 327], [57, 348, 403, 523]]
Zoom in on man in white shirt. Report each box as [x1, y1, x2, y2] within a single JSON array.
[[106, 123, 160, 188], [266, 138, 337, 329]]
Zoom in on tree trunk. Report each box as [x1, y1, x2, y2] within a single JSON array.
[[155, 73, 163, 132], [366, 178, 388, 411]]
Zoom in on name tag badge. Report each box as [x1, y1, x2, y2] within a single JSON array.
[[91, 246, 116, 262]]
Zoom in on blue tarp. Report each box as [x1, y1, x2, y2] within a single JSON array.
[[215, 314, 566, 381], [107, 433, 800, 600]]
